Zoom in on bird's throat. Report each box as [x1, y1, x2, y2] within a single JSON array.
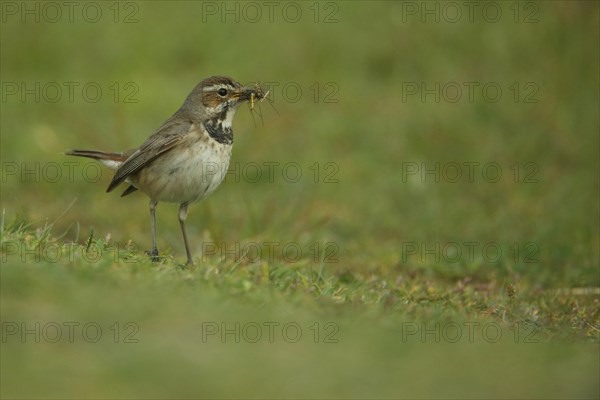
[[204, 109, 235, 145]]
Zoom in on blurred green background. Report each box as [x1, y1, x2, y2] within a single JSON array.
[[1, 1, 599, 399]]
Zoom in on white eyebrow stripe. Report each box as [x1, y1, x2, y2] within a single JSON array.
[[203, 84, 231, 92]]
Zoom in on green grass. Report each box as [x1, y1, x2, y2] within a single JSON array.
[[1, 1, 599, 399]]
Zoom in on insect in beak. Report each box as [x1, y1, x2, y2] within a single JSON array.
[[249, 83, 270, 111], [248, 84, 272, 127]]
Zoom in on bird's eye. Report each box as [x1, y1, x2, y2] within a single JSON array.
[[217, 88, 228, 97]]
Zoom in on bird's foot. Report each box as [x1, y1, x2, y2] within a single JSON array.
[[145, 248, 160, 263]]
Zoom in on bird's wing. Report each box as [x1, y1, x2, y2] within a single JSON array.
[[106, 118, 193, 193]]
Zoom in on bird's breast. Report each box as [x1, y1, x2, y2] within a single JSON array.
[[135, 133, 232, 204]]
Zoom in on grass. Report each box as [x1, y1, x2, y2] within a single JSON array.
[[1, 218, 599, 398], [1, 1, 599, 399]]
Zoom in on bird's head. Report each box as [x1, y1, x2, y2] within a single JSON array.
[[182, 75, 266, 126]]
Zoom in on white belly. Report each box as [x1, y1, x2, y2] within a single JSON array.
[[136, 140, 232, 204]]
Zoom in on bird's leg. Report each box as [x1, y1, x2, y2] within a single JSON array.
[[149, 200, 159, 262], [178, 202, 194, 266]]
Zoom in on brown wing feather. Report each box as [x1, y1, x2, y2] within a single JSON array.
[[106, 118, 193, 193]]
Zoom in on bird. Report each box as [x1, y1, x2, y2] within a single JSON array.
[[66, 75, 266, 265]]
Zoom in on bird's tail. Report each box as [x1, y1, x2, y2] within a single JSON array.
[[65, 149, 138, 196], [65, 149, 128, 170]]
